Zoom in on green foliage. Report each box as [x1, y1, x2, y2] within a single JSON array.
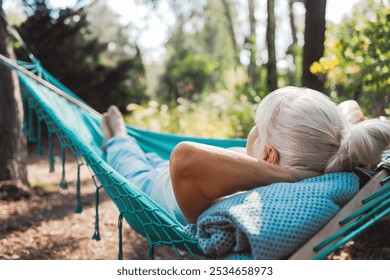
[[14, 1, 148, 112], [157, 0, 238, 103], [125, 91, 256, 138], [147, 0, 268, 137], [159, 49, 218, 102], [283, 44, 303, 87], [86, 1, 137, 63], [234, 66, 265, 104], [311, 0, 389, 116]]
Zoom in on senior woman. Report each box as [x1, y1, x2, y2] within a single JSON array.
[[102, 87, 390, 224]]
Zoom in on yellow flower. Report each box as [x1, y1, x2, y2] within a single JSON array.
[[310, 62, 322, 74], [319, 57, 328, 67]]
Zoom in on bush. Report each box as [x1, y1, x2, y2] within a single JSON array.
[[310, 0, 389, 116], [125, 90, 256, 139]]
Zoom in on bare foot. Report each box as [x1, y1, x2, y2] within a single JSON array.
[[101, 113, 113, 142], [107, 105, 127, 137]]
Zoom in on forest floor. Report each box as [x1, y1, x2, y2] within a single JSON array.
[[1, 143, 390, 260], [0, 143, 180, 260]]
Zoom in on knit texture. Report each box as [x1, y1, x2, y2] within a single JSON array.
[[184, 172, 359, 259]]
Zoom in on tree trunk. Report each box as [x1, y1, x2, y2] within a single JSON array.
[[287, 0, 299, 86], [266, 0, 277, 91], [302, 0, 327, 92], [221, 0, 240, 66], [0, 1, 29, 193], [247, 0, 257, 88], [288, 0, 298, 46]]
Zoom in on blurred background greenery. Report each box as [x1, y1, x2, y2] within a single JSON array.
[[3, 0, 389, 138]]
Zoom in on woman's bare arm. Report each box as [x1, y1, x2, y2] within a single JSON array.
[[170, 141, 317, 223]]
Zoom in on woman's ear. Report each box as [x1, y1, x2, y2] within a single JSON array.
[[263, 146, 280, 165]]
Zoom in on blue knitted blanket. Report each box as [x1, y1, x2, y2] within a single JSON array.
[[184, 173, 359, 259]]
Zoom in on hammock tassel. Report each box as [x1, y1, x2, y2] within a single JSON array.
[[74, 164, 83, 213], [22, 95, 28, 133], [148, 245, 155, 260], [92, 187, 101, 241], [37, 120, 43, 156], [118, 213, 124, 260], [48, 132, 55, 173], [59, 147, 68, 189], [27, 105, 37, 142]]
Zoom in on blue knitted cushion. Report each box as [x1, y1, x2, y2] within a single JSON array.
[[184, 172, 359, 259]]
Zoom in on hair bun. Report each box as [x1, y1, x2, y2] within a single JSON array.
[[326, 119, 390, 173]]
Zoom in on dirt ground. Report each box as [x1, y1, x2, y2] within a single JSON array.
[[0, 144, 181, 260], [1, 143, 390, 260]]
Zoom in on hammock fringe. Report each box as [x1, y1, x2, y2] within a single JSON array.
[[74, 163, 83, 213], [37, 119, 43, 156], [28, 104, 37, 142], [92, 187, 101, 241], [148, 245, 155, 260], [118, 213, 124, 260], [59, 146, 68, 189], [48, 132, 55, 173]]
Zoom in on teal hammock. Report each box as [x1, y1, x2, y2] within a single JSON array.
[[2, 57, 246, 259], [1, 56, 390, 260]]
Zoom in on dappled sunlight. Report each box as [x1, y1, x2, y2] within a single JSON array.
[[230, 192, 263, 235]]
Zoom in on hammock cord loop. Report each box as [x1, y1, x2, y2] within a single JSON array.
[[37, 119, 43, 156], [28, 104, 36, 142], [118, 213, 124, 260], [59, 146, 68, 189], [48, 132, 55, 173], [74, 162, 83, 213], [92, 187, 101, 241]]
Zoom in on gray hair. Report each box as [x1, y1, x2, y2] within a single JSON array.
[[254, 87, 390, 173]]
